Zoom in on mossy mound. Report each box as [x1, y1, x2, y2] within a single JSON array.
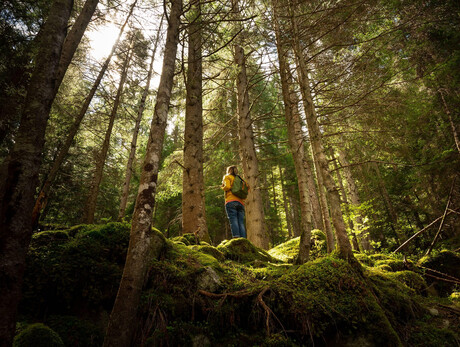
[[385, 270, 428, 294], [13, 323, 64, 347], [31, 230, 69, 246], [190, 244, 225, 261], [268, 237, 300, 262], [369, 253, 393, 261], [217, 238, 280, 264], [418, 250, 460, 296], [366, 267, 424, 327], [354, 252, 375, 266], [170, 233, 201, 245], [21, 222, 130, 318], [374, 258, 411, 272], [270, 256, 403, 346], [268, 230, 327, 263]]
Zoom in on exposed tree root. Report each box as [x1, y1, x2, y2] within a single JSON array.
[[256, 287, 287, 337]]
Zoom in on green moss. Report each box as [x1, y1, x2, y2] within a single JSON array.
[[449, 291, 460, 303], [21, 223, 131, 317], [354, 253, 375, 267], [217, 238, 280, 264], [13, 323, 64, 347], [190, 245, 225, 262], [31, 230, 69, 247], [369, 253, 393, 261], [374, 259, 409, 272], [376, 264, 393, 271], [272, 256, 402, 346], [170, 233, 201, 245], [167, 242, 221, 268], [407, 321, 458, 346], [366, 267, 423, 325], [385, 271, 427, 294], [268, 237, 300, 263]]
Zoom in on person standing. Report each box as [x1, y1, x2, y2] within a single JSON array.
[[221, 165, 248, 238]]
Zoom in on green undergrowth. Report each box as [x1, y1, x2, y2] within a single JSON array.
[[17, 224, 460, 346]]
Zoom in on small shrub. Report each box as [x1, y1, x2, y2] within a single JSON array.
[[13, 323, 64, 347]]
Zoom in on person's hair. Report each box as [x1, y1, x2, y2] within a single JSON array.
[[226, 165, 238, 175]]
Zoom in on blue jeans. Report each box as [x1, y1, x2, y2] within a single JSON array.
[[225, 201, 246, 238]]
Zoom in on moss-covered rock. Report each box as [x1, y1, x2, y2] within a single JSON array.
[[272, 256, 403, 346], [267, 230, 328, 263], [268, 237, 300, 263], [190, 244, 225, 262], [13, 323, 64, 347], [369, 253, 393, 261], [354, 252, 375, 267], [366, 267, 423, 327], [217, 238, 280, 264], [31, 230, 69, 247], [171, 233, 201, 246], [385, 270, 428, 294], [374, 259, 410, 272], [20, 223, 131, 317], [418, 250, 460, 296]]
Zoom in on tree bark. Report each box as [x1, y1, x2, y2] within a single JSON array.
[[233, 0, 269, 249], [438, 89, 460, 155], [289, 0, 353, 260], [0, 1, 74, 345], [338, 149, 372, 251], [273, 0, 312, 263], [83, 38, 134, 224], [288, 184, 301, 237], [182, 0, 210, 242], [118, 16, 163, 221], [278, 165, 293, 239], [103, 1, 182, 345], [55, 0, 100, 91], [32, 2, 137, 227]]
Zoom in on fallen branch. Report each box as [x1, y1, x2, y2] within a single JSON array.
[[393, 208, 459, 253], [426, 178, 456, 255], [418, 265, 460, 284], [198, 289, 252, 299]]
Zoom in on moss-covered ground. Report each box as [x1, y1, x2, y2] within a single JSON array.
[[14, 223, 460, 346]]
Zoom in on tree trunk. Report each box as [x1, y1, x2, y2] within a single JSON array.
[[0, 1, 74, 345], [233, 0, 269, 249], [102, 1, 182, 345], [288, 185, 301, 237], [118, 16, 163, 221], [83, 39, 134, 224], [289, 0, 353, 260], [273, 1, 312, 263], [338, 149, 372, 251], [32, 2, 136, 227], [439, 89, 460, 155], [182, 0, 210, 242], [278, 165, 293, 239], [234, 44, 269, 249], [55, 0, 100, 91]]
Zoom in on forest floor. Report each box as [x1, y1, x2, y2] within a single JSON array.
[[14, 222, 460, 346]]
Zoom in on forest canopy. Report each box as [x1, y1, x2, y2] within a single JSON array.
[[0, 0, 459, 346]]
